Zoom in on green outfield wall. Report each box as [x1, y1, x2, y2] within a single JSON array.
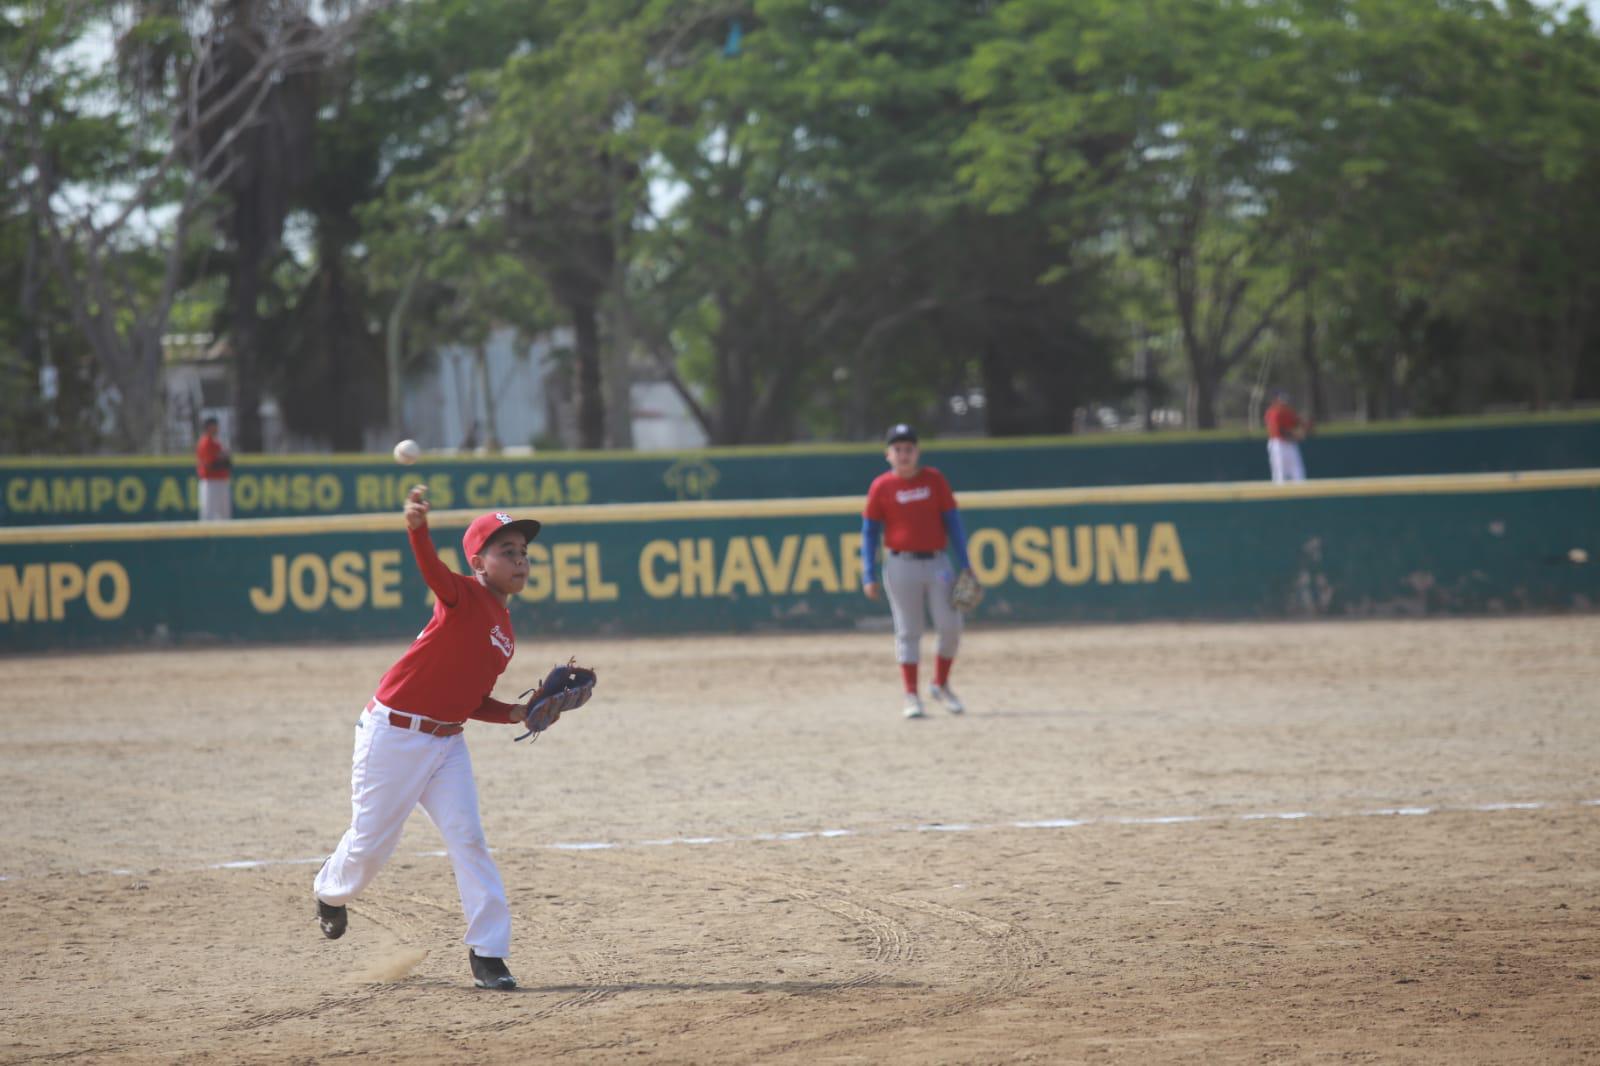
[[1, 472, 1595, 653], [3, 411, 1597, 526]]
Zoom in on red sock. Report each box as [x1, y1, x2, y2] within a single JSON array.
[[900, 662, 918, 694], [935, 656, 953, 687]]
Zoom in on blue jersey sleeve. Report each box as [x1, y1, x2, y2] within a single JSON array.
[[942, 509, 971, 571], [861, 517, 883, 584]]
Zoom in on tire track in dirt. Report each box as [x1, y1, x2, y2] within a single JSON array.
[[748, 881, 1052, 1059], [221, 884, 455, 1033], [225, 865, 634, 1038], [880, 891, 1051, 1000], [345, 891, 441, 943], [221, 989, 394, 1034], [546, 854, 922, 1054], [3, 1046, 131, 1064], [479, 898, 632, 1030], [574, 858, 1048, 1059], [782, 880, 919, 984]]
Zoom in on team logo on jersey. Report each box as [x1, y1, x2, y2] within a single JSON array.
[[488, 625, 513, 658], [895, 486, 932, 504]]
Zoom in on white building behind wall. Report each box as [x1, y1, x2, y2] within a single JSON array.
[[157, 326, 708, 456], [161, 335, 234, 452], [400, 326, 708, 455]]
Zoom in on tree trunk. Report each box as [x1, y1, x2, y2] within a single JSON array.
[[602, 314, 634, 449], [605, 174, 635, 450], [1554, 274, 1589, 407], [1187, 361, 1220, 430], [1384, 345, 1402, 418], [1361, 349, 1398, 421], [743, 324, 813, 444], [116, 329, 167, 453], [848, 344, 874, 440], [572, 300, 605, 449], [710, 321, 749, 444], [979, 342, 1024, 436], [476, 339, 501, 452], [1135, 342, 1153, 432], [385, 265, 422, 439], [231, 249, 263, 451], [1526, 313, 1550, 412], [1300, 290, 1325, 423], [18, 220, 52, 442], [318, 250, 368, 452]]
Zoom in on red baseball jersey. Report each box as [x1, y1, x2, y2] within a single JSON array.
[[1264, 401, 1303, 440], [864, 467, 957, 553], [195, 436, 230, 480], [373, 525, 520, 723]]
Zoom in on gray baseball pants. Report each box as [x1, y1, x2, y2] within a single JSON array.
[[882, 552, 962, 664]]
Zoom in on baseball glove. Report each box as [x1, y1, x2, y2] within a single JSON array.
[[514, 658, 597, 742], [950, 568, 984, 613]]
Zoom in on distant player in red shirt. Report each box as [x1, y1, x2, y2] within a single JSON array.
[[313, 485, 564, 991], [1264, 390, 1309, 483], [861, 423, 977, 719], [194, 416, 232, 521]]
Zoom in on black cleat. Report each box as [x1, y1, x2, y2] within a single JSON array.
[[316, 899, 347, 940], [469, 949, 517, 990]]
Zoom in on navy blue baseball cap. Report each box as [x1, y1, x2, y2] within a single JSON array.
[[885, 423, 918, 445]]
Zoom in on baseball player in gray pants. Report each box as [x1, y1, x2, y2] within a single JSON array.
[[861, 423, 974, 718]]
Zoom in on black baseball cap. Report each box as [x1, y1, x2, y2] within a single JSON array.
[[885, 423, 918, 445]]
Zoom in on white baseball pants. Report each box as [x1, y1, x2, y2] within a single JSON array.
[[882, 552, 962, 664], [198, 479, 232, 521], [1267, 439, 1306, 483], [314, 702, 512, 958]]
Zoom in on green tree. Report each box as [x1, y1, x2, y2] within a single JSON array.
[[270, 93, 388, 452], [352, 0, 570, 442], [2, 1, 366, 450], [633, 0, 1125, 441], [197, 0, 323, 451], [3, 2, 197, 450], [0, 8, 107, 452], [484, 0, 654, 449], [264, 0, 529, 449], [1290, 0, 1600, 418]]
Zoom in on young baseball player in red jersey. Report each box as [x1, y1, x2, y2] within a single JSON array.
[[313, 485, 559, 991], [194, 416, 232, 521], [860, 423, 976, 719], [1264, 390, 1310, 483]]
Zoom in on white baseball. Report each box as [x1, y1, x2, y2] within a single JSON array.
[[393, 439, 421, 466], [1571, 548, 1590, 564]]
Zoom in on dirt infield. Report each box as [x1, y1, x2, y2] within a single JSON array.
[[3, 616, 1598, 1064]]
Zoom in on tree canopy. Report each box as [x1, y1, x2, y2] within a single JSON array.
[[4, 0, 1598, 452]]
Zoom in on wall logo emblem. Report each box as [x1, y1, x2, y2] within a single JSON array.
[[664, 459, 721, 501]]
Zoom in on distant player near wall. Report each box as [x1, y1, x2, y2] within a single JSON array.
[[1264, 391, 1310, 483], [860, 423, 977, 719], [195, 416, 233, 521]]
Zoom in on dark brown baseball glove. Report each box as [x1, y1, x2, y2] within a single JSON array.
[[514, 658, 597, 742]]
